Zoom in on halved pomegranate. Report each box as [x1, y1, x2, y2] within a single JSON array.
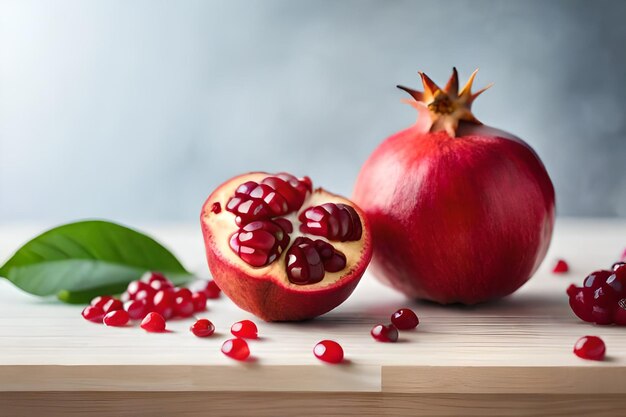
[[201, 172, 372, 321]]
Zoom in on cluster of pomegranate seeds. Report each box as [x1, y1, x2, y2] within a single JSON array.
[[231, 320, 258, 339], [286, 237, 347, 284], [573, 336, 606, 361], [221, 338, 251, 361], [313, 340, 344, 364], [299, 203, 362, 242], [190, 318, 215, 337], [370, 308, 419, 344], [568, 263, 626, 325], [225, 173, 364, 286], [81, 272, 211, 327], [552, 259, 569, 274]]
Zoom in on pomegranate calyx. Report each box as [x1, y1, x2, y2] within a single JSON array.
[[397, 67, 492, 137]]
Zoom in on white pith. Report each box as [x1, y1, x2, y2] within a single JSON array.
[[202, 173, 368, 290]]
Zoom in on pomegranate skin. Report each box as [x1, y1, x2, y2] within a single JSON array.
[[201, 173, 373, 321], [353, 123, 555, 304]]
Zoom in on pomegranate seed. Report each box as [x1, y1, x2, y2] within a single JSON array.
[[90, 295, 113, 309], [613, 299, 626, 325], [231, 320, 258, 339], [573, 336, 606, 361], [140, 312, 166, 332], [192, 292, 207, 312], [82, 306, 105, 323], [552, 259, 569, 274], [203, 280, 221, 299], [127, 280, 152, 298], [583, 270, 612, 290], [174, 288, 192, 301], [153, 289, 175, 319], [103, 310, 130, 327], [150, 279, 173, 291], [211, 202, 221, 213], [120, 291, 131, 303], [124, 299, 148, 320], [190, 318, 215, 337], [566, 284, 578, 297], [175, 298, 194, 318], [229, 219, 292, 267], [371, 324, 399, 342], [391, 308, 419, 330], [612, 261, 625, 271], [221, 338, 250, 361], [102, 298, 123, 314], [569, 287, 594, 322], [313, 340, 344, 364], [140, 271, 168, 284]]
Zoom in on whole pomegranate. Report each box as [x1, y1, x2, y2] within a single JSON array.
[[353, 69, 555, 304], [201, 172, 372, 321]]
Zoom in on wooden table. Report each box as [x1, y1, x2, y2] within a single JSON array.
[[1, 219, 625, 416]]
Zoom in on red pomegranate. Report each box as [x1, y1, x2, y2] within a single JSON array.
[[201, 172, 372, 321], [353, 69, 555, 304]]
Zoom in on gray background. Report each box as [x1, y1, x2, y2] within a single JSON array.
[[1, 0, 625, 224]]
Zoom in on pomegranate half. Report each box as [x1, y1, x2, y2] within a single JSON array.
[[201, 172, 372, 321], [353, 69, 555, 304]]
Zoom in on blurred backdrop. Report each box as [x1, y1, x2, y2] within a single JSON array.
[[1, 0, 625, 224]]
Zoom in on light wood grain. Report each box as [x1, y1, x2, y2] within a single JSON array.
[[2, 392, 625, 417], [1, 219, 626, 415]]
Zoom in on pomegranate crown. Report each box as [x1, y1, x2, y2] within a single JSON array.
[[397, 68, 493, 137]]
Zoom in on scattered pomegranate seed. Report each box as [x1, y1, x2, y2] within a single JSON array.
[[552, 259, 569, 274], [221, 338, 250, 361], [140, 312, 166, 332], [190, 318, 215, 337], [150, 279, 173, 291], [231, 320, 258, 339], [203, 280, 221, 299], [90, 295, 113, 309], [103, 310, 130, 327], [566, 284, 578, 297], [191, 292, 207, 312], [153, 289, 175, 319], [313, 340, 344, 364], [102, 298, 123, 314], [391, 308, 419, 330], [124, 299, 148, 320], [371, 324, 399, 342], [127, 280, 152, 298], [573, 336, 606, 361], [211, 202, 221, 214], [82, 306, 105, 323]]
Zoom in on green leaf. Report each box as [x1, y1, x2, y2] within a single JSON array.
[[0, 220, 193, 301]]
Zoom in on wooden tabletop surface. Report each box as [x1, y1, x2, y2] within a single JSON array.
[[1, 219, 625, 416]]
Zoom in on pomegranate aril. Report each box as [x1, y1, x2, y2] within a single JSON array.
[[582, 270, 612, 290], [230, 219, 292, 267], [150, 279, 174, 291], [103, 310, 130, 327], [391, 308, 419, 330], [102, 298, 123, 314], [221, 338, 250, 361], [203, 280, 221, 299], [153, 289, 175, 320], [313, 239, 347, 272], [552, 259, 569, 274], [140, 271, 168, 284], [613, 261, 626, 271], [90, 295, 113, 309], [613, 299, 626, 325], [127, 280, 153, 298], [371, 324, 399, 342], [190, 318, 215, 337], [569, 287, 594, 322], [299, 203, 362, 242], [175, 298, 194, 318], [140, 312, 166, 332], [192, 292, 207, 312], [313, 340, 344, 364], [566, 284, 578, 297], [231, 320, 258, 339], [573, 336, 605, 361], [82, 306, 105, 323], [124, 299, 148, 320]]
